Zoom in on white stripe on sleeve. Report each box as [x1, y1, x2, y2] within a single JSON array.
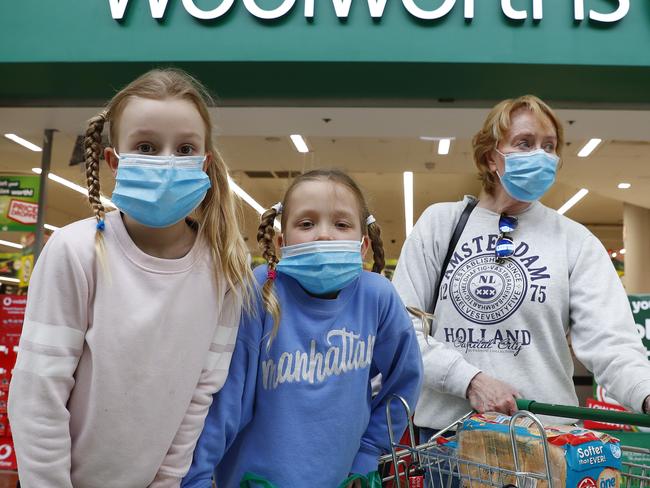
[[20, 321, 85, 350], [212, 325, 238, 346], [205, 351, 233, 371], [14, 349, 80, 377]]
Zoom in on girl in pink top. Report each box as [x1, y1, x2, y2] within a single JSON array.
[[9, 69, 252, 487]]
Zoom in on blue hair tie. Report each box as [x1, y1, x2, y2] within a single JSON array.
[[96, 219, 105, 231]]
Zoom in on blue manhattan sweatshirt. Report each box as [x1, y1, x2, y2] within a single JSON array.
[[182, 265, 423, 488]]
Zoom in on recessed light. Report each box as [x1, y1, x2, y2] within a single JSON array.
[[577, 138, 602, 158], [557, 189, 589, 215], [290, 135, 309, 153], [618, 183, 631, 189], [0, 240, 22, 249], [32, 168, 114, 209], [403, 172, 413, 237], [4, 133, 42, 152], [438, 139, 451, 155]]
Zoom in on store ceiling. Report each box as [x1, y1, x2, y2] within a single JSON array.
[[0, 106, 647, 259]]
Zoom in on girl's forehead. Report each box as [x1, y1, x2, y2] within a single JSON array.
[[287, 179, 361, 213], [118, 97, 206, 136]]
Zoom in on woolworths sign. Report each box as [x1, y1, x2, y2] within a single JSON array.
[[109, 0, 630, 22]]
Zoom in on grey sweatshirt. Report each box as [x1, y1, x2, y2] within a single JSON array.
[[392, 197, 650, 429]]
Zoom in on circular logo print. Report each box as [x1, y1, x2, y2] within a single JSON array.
[[578, 477, 597, 488], [0, 444, 11, 461], [449, 254, 528, 325], [610, 444, 622, 459]]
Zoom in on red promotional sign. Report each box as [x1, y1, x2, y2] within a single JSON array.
[[584, 398, 634, 431], [0, 294, 26, 471], [7, 200, 38, 226]]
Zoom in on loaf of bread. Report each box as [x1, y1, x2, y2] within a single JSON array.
[[457, 413, 621, 488]]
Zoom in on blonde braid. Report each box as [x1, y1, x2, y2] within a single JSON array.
[[84, 111, 108, 258], [256, 207, 281, 348], [406, 306, 433, 339], [367, 221, 385, 274]]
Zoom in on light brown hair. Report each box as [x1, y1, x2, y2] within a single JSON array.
[[257, 169, 385, 345], [472, 95, 565, 195], [84, 68, 252, 304]]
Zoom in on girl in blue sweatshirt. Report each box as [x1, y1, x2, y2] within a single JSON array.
[[183, 169, 423, 488]]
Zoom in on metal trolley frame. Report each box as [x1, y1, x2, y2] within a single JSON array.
[[380, 397, 650, 488]]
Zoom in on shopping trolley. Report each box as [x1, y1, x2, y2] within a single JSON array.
[[379, 397, 650, 488]]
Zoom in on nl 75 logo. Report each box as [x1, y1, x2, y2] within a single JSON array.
[[7, 199, 38, 226]]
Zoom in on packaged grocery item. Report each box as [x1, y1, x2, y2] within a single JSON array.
[[458, 413, 621, 488]]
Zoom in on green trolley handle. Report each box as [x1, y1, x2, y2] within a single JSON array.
[[516, 399, 650, 428]]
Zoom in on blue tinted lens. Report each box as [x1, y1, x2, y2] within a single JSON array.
[[499, 215, 518, 234], [495, 236, 515, 258]]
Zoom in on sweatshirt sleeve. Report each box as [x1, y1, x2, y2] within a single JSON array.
[[181, 305, 262, 488], [150, 290, 243, 486], [7, 232, 90, 488], [350, 286, 423, 475], [569, 234, 650, 413], [391, 223, 481, 400]]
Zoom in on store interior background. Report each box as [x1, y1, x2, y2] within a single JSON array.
[[1, 105, 646, 257], [1, 104, 649, 403]]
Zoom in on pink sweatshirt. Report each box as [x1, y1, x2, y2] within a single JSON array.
[[8, 210, 242, 488]]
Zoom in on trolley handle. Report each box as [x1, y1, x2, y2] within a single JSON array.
[[517, 399, 650, 428]]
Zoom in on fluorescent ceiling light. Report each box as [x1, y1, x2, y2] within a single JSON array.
[[0, 276, 20, 283], [32, 168, 114, 209], [577, 138, 602, 158], [403, 171, 414, 238], [618, 183, 631, 189], [4, 133, 42, 152], [438, 139, 451, 155], [290, 135, 309, 153], [44, 224, 60, 231], [228, 176, 281, 231], [557, 188, 589, 215], [0, 240, 23, 250]]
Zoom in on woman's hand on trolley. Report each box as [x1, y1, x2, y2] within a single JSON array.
[[466, 372, 521, 415]]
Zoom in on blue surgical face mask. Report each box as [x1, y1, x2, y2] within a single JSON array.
[[496, 148, 559, 202], [111, 152, 211, 228], [276, 240, 363, 296]]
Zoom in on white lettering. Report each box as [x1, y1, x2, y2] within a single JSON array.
[[243, 0, 296, 19], [261, 329, 375, 390], [575, 0, 629, 23], [109, 0, 171, 19], [501, 0, 526, 20], [109, 0, 632, 23], [501, 0, 542, 20], [367, 0, 388, 18], [464, 0, 474, 19], [402, 0, 456, 20], [182, 0, 235, 19]]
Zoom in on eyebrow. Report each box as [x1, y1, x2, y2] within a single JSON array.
[[127, 129, 202, 140], [511, 131, 557, 141], [291, 208, 357, 219]]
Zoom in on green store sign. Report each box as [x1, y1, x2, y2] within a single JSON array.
[[2, 1, 650, 104], [0, 176, 40, 232]]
